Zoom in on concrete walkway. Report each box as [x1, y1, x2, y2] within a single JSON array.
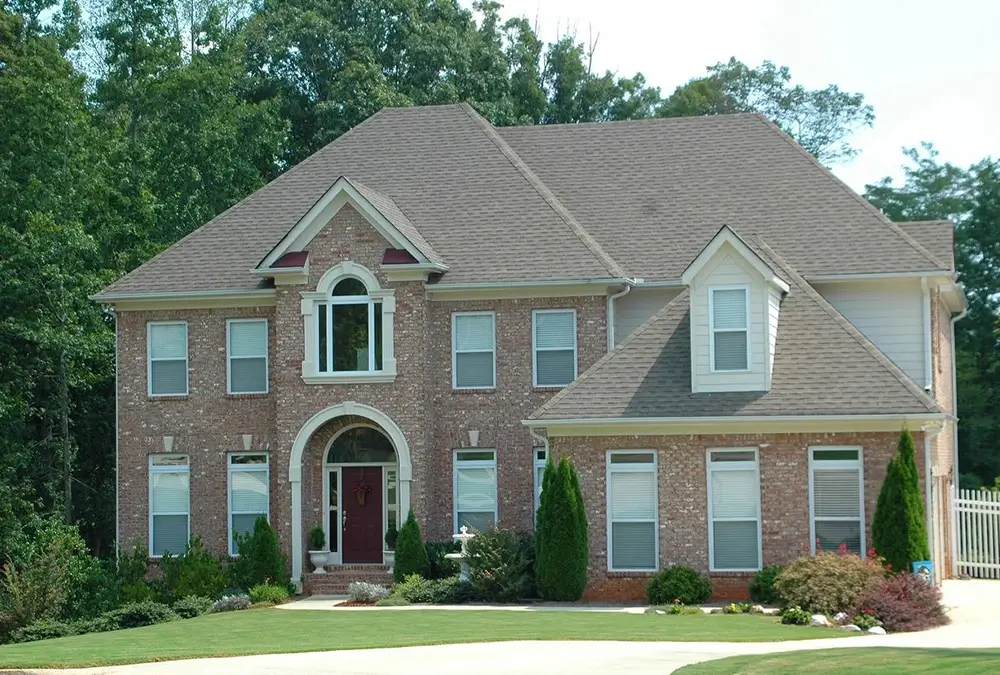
[[10, 580, 1000, 675]]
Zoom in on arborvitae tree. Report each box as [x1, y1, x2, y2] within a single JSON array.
[[872, 429, 930, 573], [393, 508, 429, 582], [535, 457, 588, 600]]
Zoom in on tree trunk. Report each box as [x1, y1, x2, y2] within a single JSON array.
[[61, 346, 72, 523]]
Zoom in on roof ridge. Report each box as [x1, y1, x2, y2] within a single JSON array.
[[530, 288, 691, 420], [458, 103, 629, 280], [749, 115, 949, 272], [757, 239, 940, 413]]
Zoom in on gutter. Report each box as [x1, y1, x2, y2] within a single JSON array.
[[524, 413, 947, 428], [607, 278, 641, 350], [529, 427, 550, 460], [90, 288, 276, 303], [425, 278, 626, 292]]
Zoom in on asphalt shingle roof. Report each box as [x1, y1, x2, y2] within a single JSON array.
[[898, 220, 955, 271], [530, 241, 941, 421]]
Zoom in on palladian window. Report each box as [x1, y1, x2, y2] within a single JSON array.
[[317, 278, 383, 373]]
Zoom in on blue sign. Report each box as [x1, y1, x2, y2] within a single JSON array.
[[912, 560, 934, 583]]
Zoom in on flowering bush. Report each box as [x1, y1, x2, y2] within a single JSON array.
[[209, 594, 252, 613], [346, 581, 390, 603], [780, 606, 812, 625], [852, 573, 948, 633], [774, 547, 887, 614], [722, 602, 753, 614]]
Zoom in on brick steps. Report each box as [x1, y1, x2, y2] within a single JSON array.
[[304, 564, 393, 595]]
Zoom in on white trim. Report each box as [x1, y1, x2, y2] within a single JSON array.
[[452, 311, 497, 390], [607, 282, 634, 349], [707, 448, 762, 572], [532, 308, 578, 387], [453, 449, 498, 532], [92, 289, 276, 308], [533, 446, 548, 515], [115, 313, 120, 555], [226, 318, 269, 395], [808, 446, 865, 555], [227, 453, 270, 556], [322, 466, 342, 563], [921, 277, 933, 389], [681, 227, 790, 292], [606, 450, 659, 572], [288, 402, 413, 584], [807, 271, 952, 283], [708, 285, 751, 373], [146, 321, 189, 397], [148, 454, 190, 558]]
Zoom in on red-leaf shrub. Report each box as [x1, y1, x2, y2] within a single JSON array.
[[774, 549, 887, 615], [852, 573, 949, 633]]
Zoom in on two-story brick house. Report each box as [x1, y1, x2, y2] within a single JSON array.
[[95, 103, 965, 599]]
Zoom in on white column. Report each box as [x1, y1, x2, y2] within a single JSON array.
[[290, 464, 303, 588]]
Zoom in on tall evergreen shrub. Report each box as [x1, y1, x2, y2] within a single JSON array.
[[871, 429, 930, 573], [535, 457, 588, 600], [230, 516, 288, 591], [393, 509, 429, 582]]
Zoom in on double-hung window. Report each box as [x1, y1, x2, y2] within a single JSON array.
[[607, 451, 658, 571], [149, 455, 189, 557], [710, 287, 749, 371], [452, 312, 496, 388], [532, 309, 577, 386], [809, 447, 865, 554], [227, 319, 268, 394], [533, 447, 548, 515], [453, 450, 497, 532], [228, 454, 269, 555], [147, 322, 188, 396], [708, 449, 761, 571]]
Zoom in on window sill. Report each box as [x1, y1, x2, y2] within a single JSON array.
[[607, 570, 657, 577], [302, 372, 396, 385], [532, 384, 569, 391], [451, 387, 497, 394], [147, 395, 188, 402]]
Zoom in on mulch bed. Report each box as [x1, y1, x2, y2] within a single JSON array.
[[336, 600, 377, 607]]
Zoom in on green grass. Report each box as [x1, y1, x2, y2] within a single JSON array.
[[676, 648, 1000, 674], [0, 609, 843, 668]]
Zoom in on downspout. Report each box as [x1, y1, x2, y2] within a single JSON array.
[[607, 278, 640, 351], [921, 424, 940, 577], [114, 310, 120, 556], [529, 426, 549, 458], [948, 300, 968, 576]]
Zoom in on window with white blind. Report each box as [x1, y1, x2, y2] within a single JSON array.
[[809, 447, 865, 554], [149, 455, 189, 557], [228, 454, 269, 555], [453, 450, 497, 531], [147, 322, 188, 396], [227, 319, 268, 394], [708, 449, 761, 571], [533, 447, 547, 514], [710, 287, 749, 371], [532, 309, 577, 386], [607, 451, 658, 571], [452, 312, 496, 388]]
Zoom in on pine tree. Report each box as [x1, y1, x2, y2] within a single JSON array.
[[872, 429, 929, 573], [393, 508, 429, 582], [535, 457, 588, 600]]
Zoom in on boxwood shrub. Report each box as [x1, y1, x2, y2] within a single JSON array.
[[646, 566, 712, 606]]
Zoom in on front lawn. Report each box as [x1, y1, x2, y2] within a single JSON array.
[[676, 648, 1000, 673], [0, 608, 843, 668]]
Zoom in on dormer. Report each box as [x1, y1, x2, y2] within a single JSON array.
[[681, 227, 789, 393]]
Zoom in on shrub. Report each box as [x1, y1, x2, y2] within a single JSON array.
[[156, 537, 228, 603], [308, 526, 325, 550], [384, 524, 398, 551], [71, 614, 120, 634], [388, 574, 432, 603], [774, 550, 886, 615], [388, 574, 471, 604], [780, 606, 812, 625], [853, 611, 880, 630], [393, 509, 429, 583], [872, 429, 930, 574], [749, 564, 784, 604], [425, 541, 460, 579], [106, 601, 178, 629], [535, 457, 589, 600], [0, 535, 72, 640], [723, 601, 753, 614], [172, 595, 212, 618], [230, 517, 288, 591], [852, 573, 949, 633], [209, 594, 252, 613], [249, 582, 290, 605], [347, 581, 390, 603], [9, 619, 76, 644], [647, 604, 702, 615], [375, 596, 411, 607], [115, 542, 154, 604], [466, 525, 533, 602], [646, 566, 712, 606]]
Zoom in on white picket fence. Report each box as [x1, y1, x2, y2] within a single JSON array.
[[957, 489, 1000, 579]]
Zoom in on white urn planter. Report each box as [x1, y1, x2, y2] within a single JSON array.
[[383, 550, 395, 573], [309, 550, 330, 574]]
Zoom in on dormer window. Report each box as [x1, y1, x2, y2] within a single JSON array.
[[710, 286, 750, 372], [318, 278, 383, 373], [301, 261, 396, 384]]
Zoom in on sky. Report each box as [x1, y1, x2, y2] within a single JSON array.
[[486, 0, 1000, 192]]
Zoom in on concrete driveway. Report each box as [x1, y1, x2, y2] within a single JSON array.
[[9, 580, 1000, 675]]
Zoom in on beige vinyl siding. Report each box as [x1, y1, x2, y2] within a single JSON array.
[[814, 279, 926, 387], [691, 245, 767, 392], [614, 287, 683, 345]]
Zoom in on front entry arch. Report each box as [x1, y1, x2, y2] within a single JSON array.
[[289, 402, 412, 583]]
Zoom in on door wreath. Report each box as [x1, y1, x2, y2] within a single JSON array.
[[353, 481, 372, 506]]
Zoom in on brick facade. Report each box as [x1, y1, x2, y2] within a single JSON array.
[[550, 431, 926, 601]]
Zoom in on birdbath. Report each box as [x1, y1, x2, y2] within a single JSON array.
[[444, 526, 476, 581]]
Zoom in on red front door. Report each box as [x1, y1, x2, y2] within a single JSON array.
[[341, 466, 383, 563]]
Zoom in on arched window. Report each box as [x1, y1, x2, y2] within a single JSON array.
[[326, 426, 396, 464], [317, 277, 383, 373]]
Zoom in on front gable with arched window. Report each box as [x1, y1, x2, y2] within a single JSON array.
[[300, 261, 397, 384]]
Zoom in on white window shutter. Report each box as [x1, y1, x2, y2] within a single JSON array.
[[456, 467, 497, 511], [608, 468, 657, 570], [231, 470, 268, 513], [710, 468, 760, 570], [610, 472, 656, 520], [813, 469, 861, 518], [149, 324, 186, 359], [535, 312, 574, 350], [229, 321, 266, 357], [712, 290, 747, 329], [454, 314, 495, 387], [152, 471, 189, 513], [455, 315, 494, 351]]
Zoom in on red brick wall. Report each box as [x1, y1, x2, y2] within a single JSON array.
[[550, 431, 925, 601]]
